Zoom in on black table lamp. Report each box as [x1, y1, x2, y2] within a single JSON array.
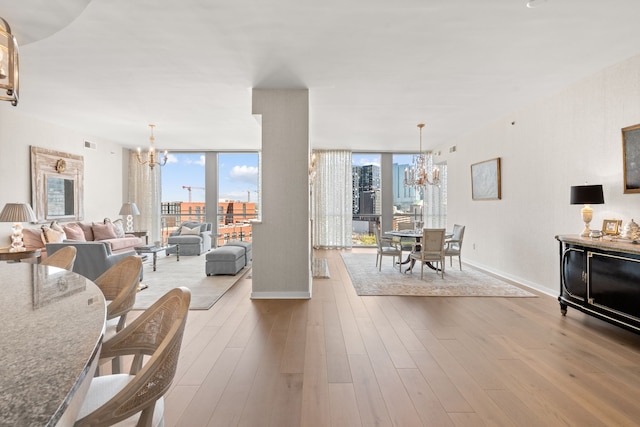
[[570, 184, 604, 237]]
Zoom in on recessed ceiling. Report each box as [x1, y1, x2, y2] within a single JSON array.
[[1, 0, 639, 152]]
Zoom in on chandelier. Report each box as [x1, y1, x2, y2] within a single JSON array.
[[403, 123, 440, 190], [0, 17, 19, 106], [136, 124, 168, 169]]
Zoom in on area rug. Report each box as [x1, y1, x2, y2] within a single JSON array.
[[312, 258, 330, 278], [134, 253, 250, 310], [341, 252, 535, 297]]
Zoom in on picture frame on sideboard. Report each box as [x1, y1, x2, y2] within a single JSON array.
[[602, 219, 622, 235]]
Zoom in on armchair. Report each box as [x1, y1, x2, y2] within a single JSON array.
[[166, 221, 213, 256]]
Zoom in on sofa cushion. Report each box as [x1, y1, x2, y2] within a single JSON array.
[[92, 222, 117, 240], [104, 236, 143, 253], [62, 223, 86, 241]]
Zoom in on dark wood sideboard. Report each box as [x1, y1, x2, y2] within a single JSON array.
[[556, 235, 640, 333]]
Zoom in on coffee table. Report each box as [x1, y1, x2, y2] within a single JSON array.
[[134, 244, 179, 272]]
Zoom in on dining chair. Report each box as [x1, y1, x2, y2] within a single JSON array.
[[75, 287, 191, 427], [94, 255, 143, 373], [445, 224, 466, 270], [396, 221, 417, 251], [374, 227, 402, 271], [409, 228, 446, 279], [41, 245, 77, 270]]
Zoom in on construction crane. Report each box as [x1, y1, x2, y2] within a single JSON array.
[[182, 186, 205, 202]]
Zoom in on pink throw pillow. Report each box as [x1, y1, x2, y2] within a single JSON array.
[[22, 228, 45, 249], [92, 222, 117, 240], [63, 223, 86, 241], [78, 222, 94, 241]]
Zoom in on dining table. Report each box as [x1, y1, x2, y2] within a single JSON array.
[[385, 229, 452, 273], [0, 262, 106, 426]]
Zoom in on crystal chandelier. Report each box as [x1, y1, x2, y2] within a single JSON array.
[[403, 123, 440, 190], [136, 124, 168, 169]]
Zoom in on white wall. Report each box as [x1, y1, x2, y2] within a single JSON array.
[[0, 107, 126, 244], [435, 53, 640, 295]]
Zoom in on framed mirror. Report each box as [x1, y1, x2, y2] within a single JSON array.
[[31, 146, 84, 222]]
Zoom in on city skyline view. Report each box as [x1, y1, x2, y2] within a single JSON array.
[[162, 152, 416, 205], [162, 152, 259, 203]]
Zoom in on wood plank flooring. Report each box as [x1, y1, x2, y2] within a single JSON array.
[[131, 248, 640, 426]]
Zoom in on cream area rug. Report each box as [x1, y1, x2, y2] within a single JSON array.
[[134, 252, 250, 310], [341, 252, 536, 297]]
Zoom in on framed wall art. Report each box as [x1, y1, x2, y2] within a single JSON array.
[[471, 157, 501, 200], [31, 146, 84, 222], [622, 123, 640, 194]]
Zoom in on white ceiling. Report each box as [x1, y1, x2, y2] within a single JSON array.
[[2, 0, 640, 152]]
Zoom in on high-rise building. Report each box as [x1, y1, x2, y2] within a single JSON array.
[[352, 164, 381, 218]]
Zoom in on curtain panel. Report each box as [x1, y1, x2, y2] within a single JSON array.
[[127, 151, 162, 244], [311, 150, 352, 249]]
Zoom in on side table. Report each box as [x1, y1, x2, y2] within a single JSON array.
[[0, 248, 41, 263], [130, 231, 149, 245]]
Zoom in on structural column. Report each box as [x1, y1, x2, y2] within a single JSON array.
[[251, 89, 311, 298]]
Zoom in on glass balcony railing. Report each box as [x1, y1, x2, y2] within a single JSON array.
[[161, 213, 255, 247]]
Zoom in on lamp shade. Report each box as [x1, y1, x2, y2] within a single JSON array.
[[0, 203, 36, 222], [118, 202, 140, 216], [570, 185, 604, 205]]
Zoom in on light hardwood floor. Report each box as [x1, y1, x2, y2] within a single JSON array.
[[133, 248, 640, 426]]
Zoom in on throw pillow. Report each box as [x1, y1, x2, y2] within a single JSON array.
[[92, 222, 117, 240], [180, 225, 201, 236], [22, 228, 46, 249], [78, 222, 94, 241], [41, 225, 66, 243], [111, 218, 126, 238], [62, 223, 86, 241]]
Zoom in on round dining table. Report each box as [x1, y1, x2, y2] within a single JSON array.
[[0, 262, 106, 426]]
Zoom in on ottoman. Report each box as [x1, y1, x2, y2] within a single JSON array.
[[167, 235, 202, 256], [206, 246, 245, 276], [225, 240, 252, 266]]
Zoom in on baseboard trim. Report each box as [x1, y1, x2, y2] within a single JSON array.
[[251, 291, 311, 299]]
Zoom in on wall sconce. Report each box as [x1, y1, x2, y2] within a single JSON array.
[[570, 184, 604, 237], [0, 203, 36, 252], [0, 17, 19, 106]]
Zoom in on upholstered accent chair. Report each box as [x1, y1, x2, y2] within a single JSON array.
[[166, 221, 213, 256]]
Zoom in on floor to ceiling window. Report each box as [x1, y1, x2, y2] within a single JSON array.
[[352, 153, 381, 246], [217, 153, 259, 246], [160, 153, 206, 240], [392, 154, 447, 229], [160, 152, 259, 246]]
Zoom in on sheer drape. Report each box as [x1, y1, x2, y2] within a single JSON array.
[[127, 151, 162, 243], [312, 150, 352, 249]]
